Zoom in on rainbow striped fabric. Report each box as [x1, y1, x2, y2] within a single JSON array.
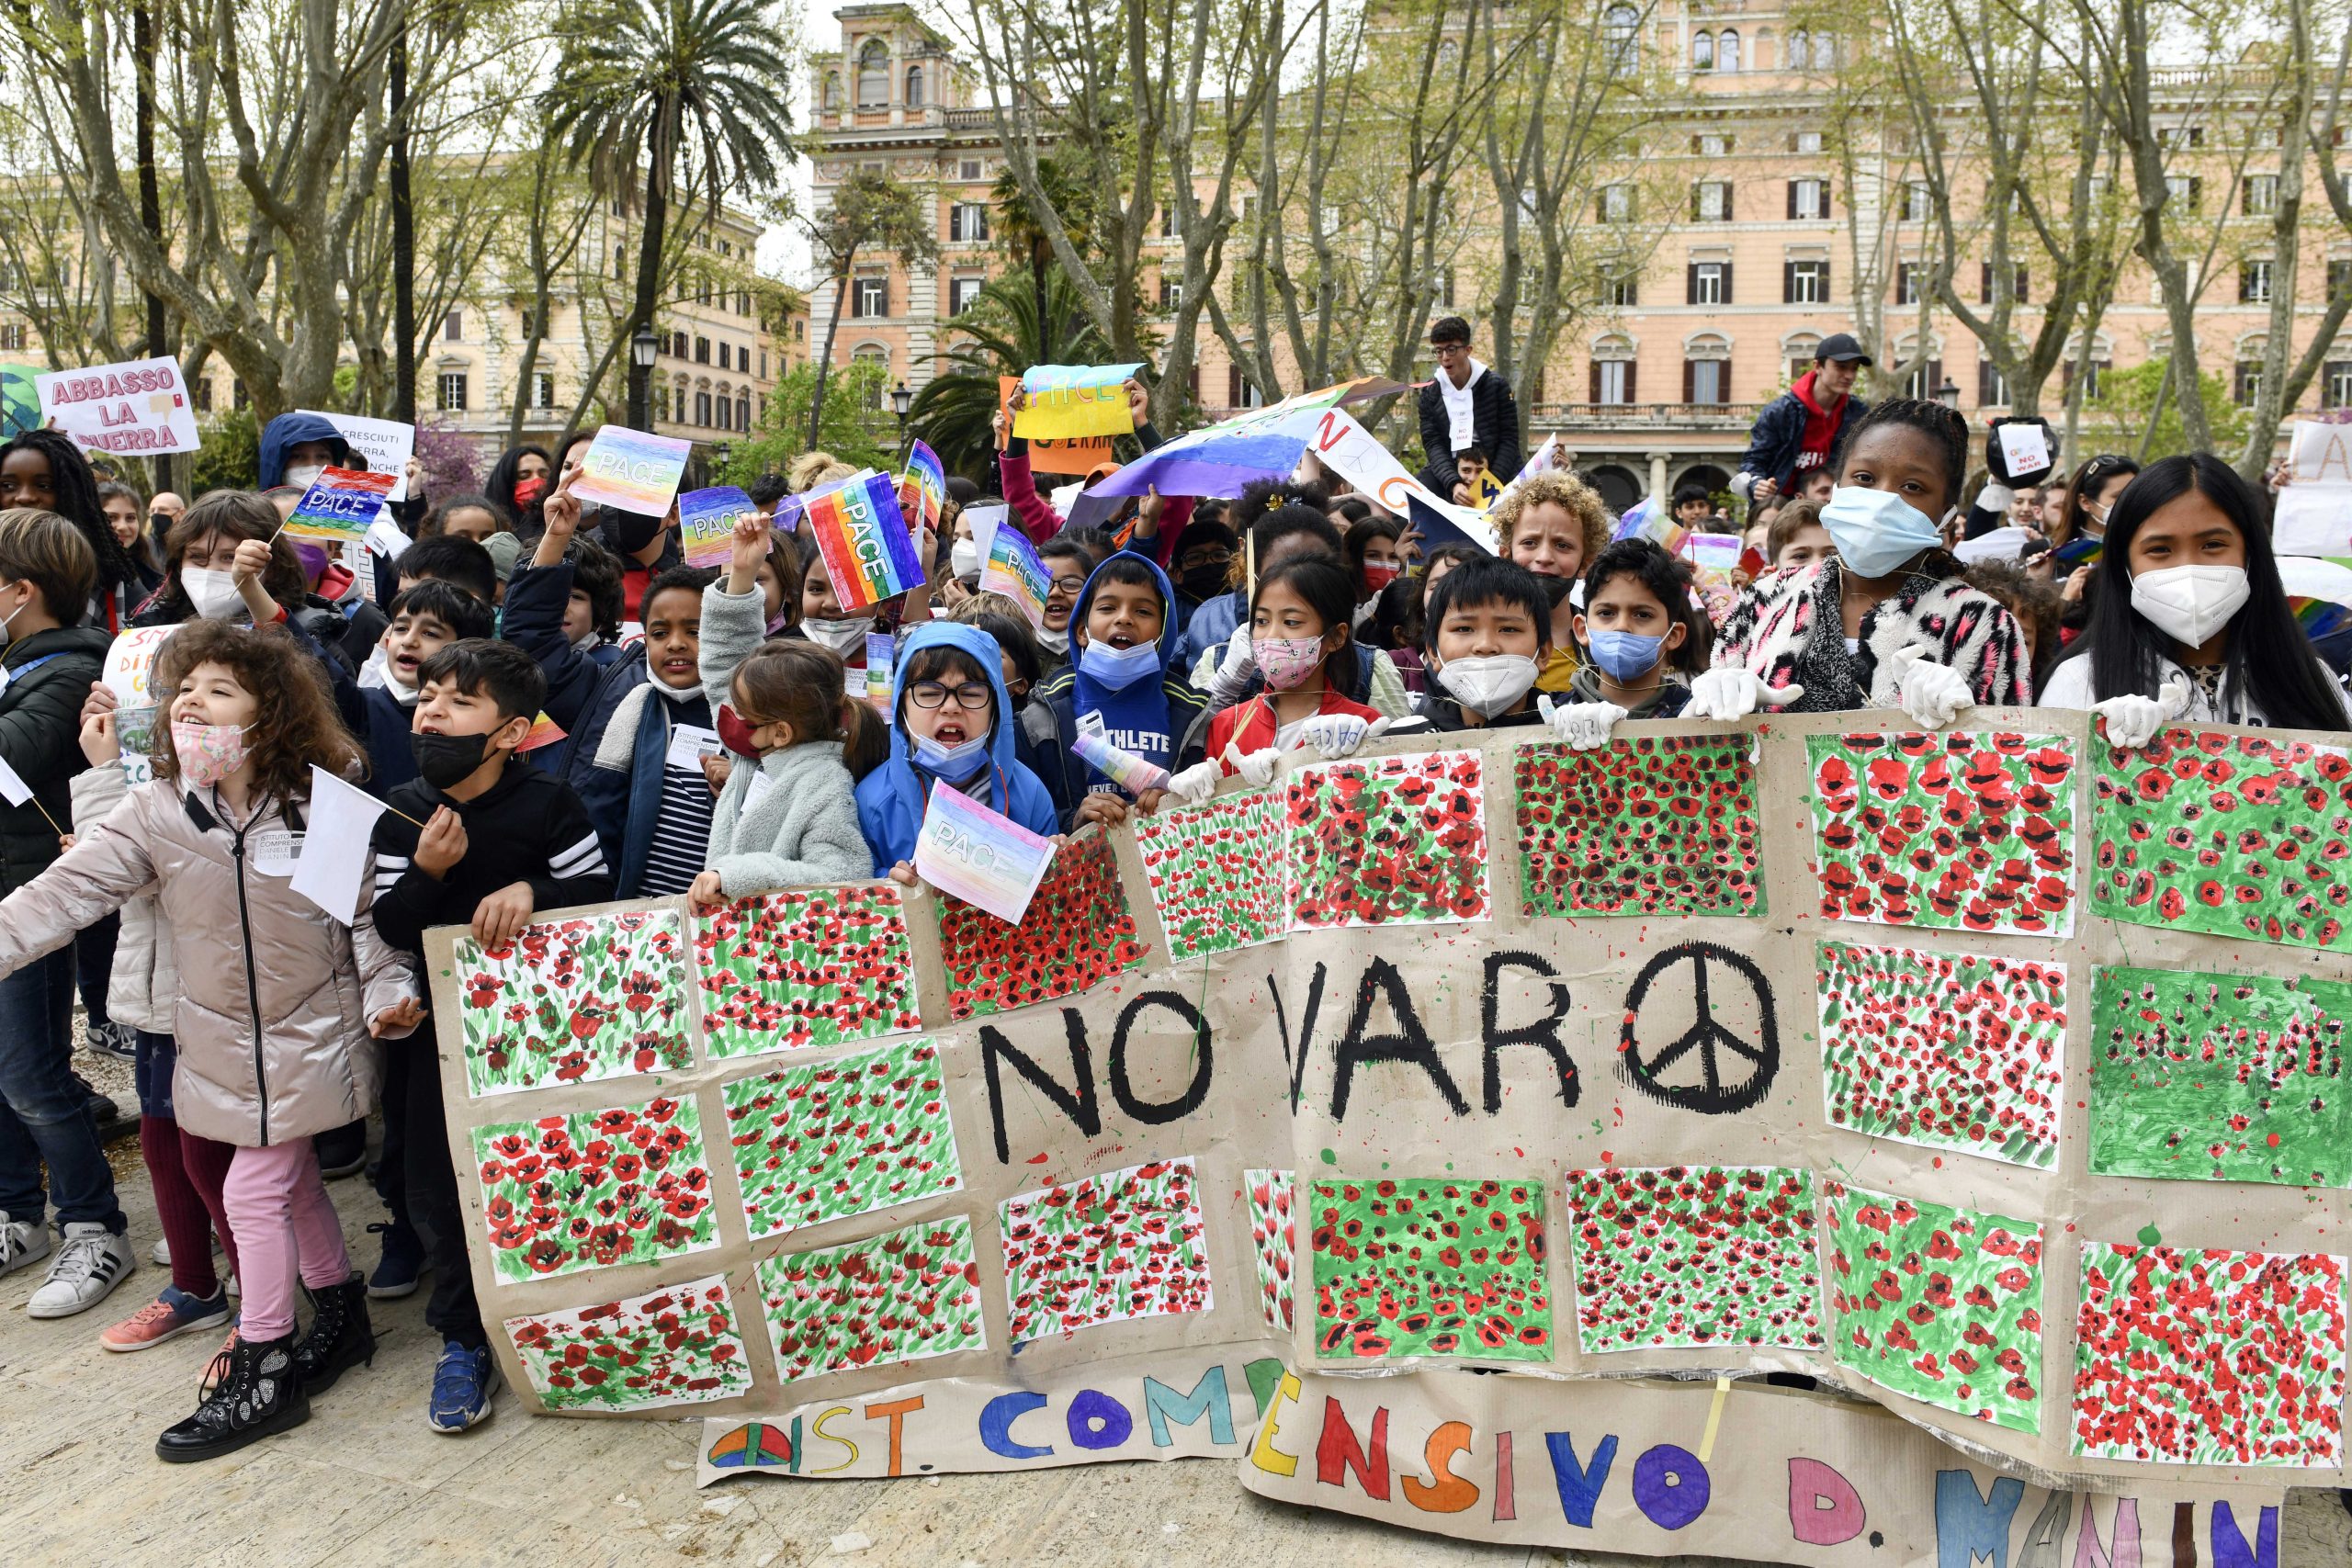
[[900, 439, 947, 534], [803, 470, 925, 612]]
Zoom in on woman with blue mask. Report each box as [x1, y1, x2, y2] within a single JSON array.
[[1693, 398, 2030, 728], [1540, 540, 1700, 748]]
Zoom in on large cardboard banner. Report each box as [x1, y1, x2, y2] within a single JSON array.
[[423, 709, 2348, 1557]]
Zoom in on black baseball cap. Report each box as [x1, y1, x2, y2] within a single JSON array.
[[1815, 333, 1873, 366]]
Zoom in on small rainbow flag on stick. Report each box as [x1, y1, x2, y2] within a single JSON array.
[[280, 468, 395, 544], [803, 470, 925, 612], [2053, 535, 2102, 568], [972, 507, 1053, 630], [900, 439, 947, 534]]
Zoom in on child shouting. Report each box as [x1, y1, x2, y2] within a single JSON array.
[[1035, 551, 1202, 829]]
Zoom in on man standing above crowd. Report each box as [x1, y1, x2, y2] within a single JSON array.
[[1417, 317, 1522, 500], [1737, 332, 1871, 513]]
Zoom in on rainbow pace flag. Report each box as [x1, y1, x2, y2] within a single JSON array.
[[2053, 535, 2102, 568], [281, 468, 397, 544], [971, 506, 1052, 630], [1610, 495, 1688, 557], [1511, 433, 1561, 486], [899, 440, 947, 535], [802, 468, 925, 612]]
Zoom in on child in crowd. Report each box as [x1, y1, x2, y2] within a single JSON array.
[[1365, 572, 1430, 693], [1035, 536, 1099, 668], [955, 603, 1069, 820], [858, 622, 1059, 879], [1765, 500, 1835, 576], [0, 620, 423, 1460], [1036, 551, 1203, 829], [1450, 446, 1494, 508], [686, 514, 877, 909], [360, 581, 497, 795], [1342, 514, 1406, 627], [1546, 540, 1701, 743], [795, 543, 878, 694], [416, 495, 504, 544], [1416, 553, 1555, 731], [392, 534, 499, 607], [1193, 504, 1416, 716], [1492, 472, 1611, 694], [1963, 558, 2061, 692], [140, 492, 311, 627], [370, 639, 614, 1433]]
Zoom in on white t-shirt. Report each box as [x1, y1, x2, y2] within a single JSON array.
[[1440, 361, 1486, 452]]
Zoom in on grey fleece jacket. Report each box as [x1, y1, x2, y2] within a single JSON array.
[[697, 579, 873, 894]]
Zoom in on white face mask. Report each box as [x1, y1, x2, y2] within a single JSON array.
[[802, 615, 873, 655], [0, 578, 28, 649], [180, 566, 244, 621], [1435, 653, 1539, 716], [283, 463, 327, 491], [1035, 626, 1070, 656], [2130, 564, 2250, 649], [950, 537, 980, 577]]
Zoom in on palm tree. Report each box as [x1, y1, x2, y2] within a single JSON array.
[[543, 0, 795, 420], [906, 265, 1114, 481]]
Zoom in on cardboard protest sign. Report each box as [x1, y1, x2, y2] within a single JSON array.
[[101, 626, 173, 787], [1012, 363, 1145, 442], [299, 410, 413, 502], [423, 708, 2345, 1555], [280, 468, 398, 544], [998, 375, 1111, 475], [571, 426, 693, 516], [36, 356, 200, 455]]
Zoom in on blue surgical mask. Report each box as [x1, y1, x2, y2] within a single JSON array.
[[1589, 628, 1668, 683], [1077, 637, 1161, 691], [1820, 485, 1943, 579], [912, 730, 989, 781]]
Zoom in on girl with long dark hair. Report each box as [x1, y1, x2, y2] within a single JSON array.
[[0, 429, 144, 624]]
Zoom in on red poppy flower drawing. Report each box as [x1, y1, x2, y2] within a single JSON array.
[[691, 886, 922, 1060], [757, 1215, 987, 1383], [503, 1274, 752, 1412], [1136, 791, 1287, 962], [454, 911, 689, 1098], [2089, 728, 2352, 952], [1244, 1169, 1296, 1334], [469, 1096, 718, 1284], [999, 1158, 1213, 1345], [1815, 942, 2065, 1170], [1567, 1166, 1820, 1353], [936, 835, 1146, 1021], [1286, 750, 1490, 929], [1806, 732, 2077, 938], [1309, 1178, 1551, 1362], [2073, 1245, 2346, 1466], [1824, 1180, 2044, 1434], [1516, 735, 1763, 918], [720, 1035, 963, 1240]]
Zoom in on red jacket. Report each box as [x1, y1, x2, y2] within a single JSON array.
[[1204, 688, 1383, 773]]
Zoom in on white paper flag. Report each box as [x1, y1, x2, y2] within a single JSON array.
[[289, 766, 390, 924]]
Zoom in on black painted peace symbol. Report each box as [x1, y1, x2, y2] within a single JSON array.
[[1617, 941, 1779, 1115]]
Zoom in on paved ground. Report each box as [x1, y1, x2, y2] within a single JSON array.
[[7, 1044, 2348, 1566]]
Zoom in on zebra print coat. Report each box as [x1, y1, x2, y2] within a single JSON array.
[[1712, 556, 2031, 713]]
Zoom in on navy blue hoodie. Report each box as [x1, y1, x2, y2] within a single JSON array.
[[1035, 551, 1204, 810]]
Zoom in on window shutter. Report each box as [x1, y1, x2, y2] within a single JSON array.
[[1686, 264, 1699, 305], [1977, 358, 1994, 405], [1786, 182, 1798, 220], [1783, 261, 1796, 303], [1227, 366, 1243, 406], [1927, 358, 1942, 398], [2016, 268, 2029, 303], [1683, 359, 1696, 402], [1722, 263, 1734, 303], [1819, 181, 1831, 219], [1589, 360, 1601, 401], [1721, 180, 1733, 219], [1598, 190, 1609, 222], [1980, 260, 1993, 303], [1690, 184, 1702, 221], [1624, 362, 1638, 402], [1820, 259, 1832, 300]]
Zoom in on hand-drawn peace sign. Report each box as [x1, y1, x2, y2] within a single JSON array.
[[1617, 941, 1780, 1115]]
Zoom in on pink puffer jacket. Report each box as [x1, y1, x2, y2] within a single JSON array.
[[0, 779, 419, 1146]]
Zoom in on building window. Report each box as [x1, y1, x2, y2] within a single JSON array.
[[1598, 184, 1634, 223], [795, 320, 806, 342], [852, 276, 888, 318], [2324, 361, 2352, 409], [1159, 276, 1181, 311], [233, 379, 249, 410], [1787, 178, 1827, 220], [1795, 130, 1823, 153], [905, 66, 923, 108], [443, 309, 462, 342], [856, 39, 889, 106], [1692, 30, 1713, 70], [1977, 261, 2028, 303], [759, 349, 767, 378], [1688, 260, 1730, 305], [2165, 175, 2201, 210], [0, 322, 22, 352], [960, 158, 982, 181], [1903, 358, 1944, 400], [1896, 263, 1922, 306], [1902, 181, 1933, 222], [1789, 29, 1812, 70], [737, 396, 752, 431], [437, 372, 468, 412], [1785, 258, 1829, 304], [673, 385, 688, 423], [1603, 269, 1638, 307], [1593, 358, 1634, 405], [949, 275, 984, 315], [695, 335, 711, 364], [2234, 361, 2262, 407], [192, 378, 212, 412], [1604, 4, 1639, 74], [737, 290, 751, 316], [518, 306, 539, 338], [1684, 358, 1727, 404], [2244, 175, 2279, 216], [1717, 29, 1740, 72], [1978, 359, 2010, 407], [535, 373, 554, 409], [717, 390, 733, 432], [2240, 260, 2273, 303], [949, 202, 989, 242], [1694, 132, 1731, 156], [2062, 356, 2109, 400], [821, 72, 842, 112], [1692, 181, 1733, 222]]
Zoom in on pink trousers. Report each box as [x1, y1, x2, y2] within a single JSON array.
[[220, 1139, 350, 1341]]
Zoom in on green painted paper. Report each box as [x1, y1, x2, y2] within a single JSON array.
[[1136, 791, 1285, 961], [758, 1214, 987, 1383], [2088, 964, 2352, 1187], [1824, 1181, 2044, 1433], [469, 1095, 718, 1284], [503, 1274, 752, 1411], [691, 886, 922, 1059], [1567, 1165, 1820, 1352], [1816, 942, 2066, 1169], [1516, 734, 1763, 918], [721, 1036, 963, 1239], [452, 911, 690, 1098], [1310, 1177, 1551, 1361]]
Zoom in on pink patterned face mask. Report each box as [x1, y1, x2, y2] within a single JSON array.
[[170, 720, 251, 789], [1253, 636, 1326, 692]]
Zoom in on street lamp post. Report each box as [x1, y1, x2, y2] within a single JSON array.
[[890, 380, 912, 456], [628, 327, 661, 431], [1935, 377, 1962, 412]]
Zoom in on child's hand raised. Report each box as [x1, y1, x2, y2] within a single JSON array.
[[413, 806, 468, 879], [726, 513, 770, 596], [369, 997, 426, 1038], [687, 870, 729, 911], [230, 537, 273, 589], [533, 472, 582, 568], [1125, 378, 1149, 424], [78, 705, 117, 769], [469, 880, 536, 950]]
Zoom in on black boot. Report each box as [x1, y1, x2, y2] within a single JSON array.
[[155, 1333, 309, 1462], [292, 1272, 376, 1395]]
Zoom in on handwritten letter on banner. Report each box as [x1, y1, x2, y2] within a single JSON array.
[[424, 712, 2344, 1564]]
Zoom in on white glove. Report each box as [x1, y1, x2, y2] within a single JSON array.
[[1295, 713, 1372, 760], [1686, 669, 1806, 722], [1891, 646, 1974, 730], [1165, 760, 1223, 806], [1206, 624, 1258, 705], [1537, 695, 1628, 751], [2091, 678, 2190, 751], [1233, 746, 1281, 788]]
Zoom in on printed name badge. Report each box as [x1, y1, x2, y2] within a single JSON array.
[[251, 829, 304, 877], [666, 724, 723, 772]]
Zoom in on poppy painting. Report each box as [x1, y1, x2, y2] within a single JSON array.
[[758, 1215, 987, 1382], [453, 910, 690, 1097], [1245, 1168, 1295, 1334], [999, 1158, 1213, 1345], [936, 834, 1146, 1021], [469, 1095, 719, 1285], [1516, 735, 1763, 918], [721, 1036, 964, 1239], [691, 886, 922, 1060], [503, 1274, 752, 1412], [1136, 790, 1287, 962], [1566, 1165, 1820, 1353], [1286, 750, 1490, 929], [1309, 1178, 1550, 1362]]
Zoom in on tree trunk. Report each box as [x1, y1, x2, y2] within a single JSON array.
[[391, 16, 416, 427], [133, 3, 171, 492], [809, 258, 854, 449], [628, 94, 677, 429]]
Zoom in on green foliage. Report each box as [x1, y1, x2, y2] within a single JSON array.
[[906, 266, 1114, 482], [2085, 358, 2248, 462], [717, 359, 899, 484], [191, 410, 259, 492]]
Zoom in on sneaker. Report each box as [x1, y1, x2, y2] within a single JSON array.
[[101, 1284, 232, 1353], [428, 1340, 500, 1433], [366, 1221, 424, 1301], [85, 1021, 138, 1061], [315, 1122, 368, 1180], [155, 1332, 308, 1463], [0, 1212, 52, 1280], [27, 1223, 137, 1318], [149, 1236, 171, 1268]]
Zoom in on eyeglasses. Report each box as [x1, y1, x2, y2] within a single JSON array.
[[1180, 548, 1233, 570], [1432, 341, 1469, 355], [909, 681, 993, 710], [1047, 576, 1088, 596]]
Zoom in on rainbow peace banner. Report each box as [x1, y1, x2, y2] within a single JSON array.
[[1012, 362, 1145, 442], [281, 467, 397, 544], [804, 469, 925, 612], [571, 425, 693, 516], [900, 440, 947, 534], [971, 506, 1052, 630], [678, 486, 756, 569]]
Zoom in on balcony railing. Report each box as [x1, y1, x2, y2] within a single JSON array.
[[1532, 400, 1766, 431]]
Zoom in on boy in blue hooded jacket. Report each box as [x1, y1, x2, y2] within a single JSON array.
[[1033, 550, 1204, 829], [857, 621, 1060, 878]]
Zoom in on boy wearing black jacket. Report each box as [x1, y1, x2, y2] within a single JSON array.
[[369, 639, 613, 1434]]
